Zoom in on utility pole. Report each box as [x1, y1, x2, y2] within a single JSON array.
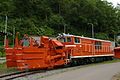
[[13, 27, 15, 46], [64, 24, 66, 33], [88, 23, 94, 38], [4, 15, 8, 47]]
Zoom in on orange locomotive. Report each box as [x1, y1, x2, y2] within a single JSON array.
[[57, 33, 114, 65], [5, 33, 114, 70]]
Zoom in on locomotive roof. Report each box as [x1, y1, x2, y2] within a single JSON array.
[[62, 33, 111, 43], [80, 36, 111, 42]]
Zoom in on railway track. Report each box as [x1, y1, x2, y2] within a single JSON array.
[[0, 65, 88, 80], [0, 70, 45, 80], [0, 59, 115, 80]]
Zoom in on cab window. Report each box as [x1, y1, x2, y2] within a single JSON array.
[[66, 37, 71, 42], [58, 37, 66, 42], [57, 37, 71, 42], [32, 36, 40, 46], [74, 37, 80, 43]]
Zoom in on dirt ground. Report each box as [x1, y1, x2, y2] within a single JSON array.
[[112, 73, 120, 80]]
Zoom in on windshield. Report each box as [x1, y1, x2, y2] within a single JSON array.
[[31, 36, 41, 46], [57, 37, 66, 42], [57, 36, 72, 43]]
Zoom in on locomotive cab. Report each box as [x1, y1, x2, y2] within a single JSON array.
[[57, 33, 82, 64], [57, 33, 81, 45], [57, 33, 73, 44], [20, 34, 41, 47], [57, 33, 113, 65]]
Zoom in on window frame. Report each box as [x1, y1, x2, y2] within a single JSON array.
[[66, 37, 72, 42], [95, 41, 102, 50], [74, 37, 81, 44], [57, 37, 66, 42]]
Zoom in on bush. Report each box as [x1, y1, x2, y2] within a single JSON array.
[[95, 33, 109, 40], [0, 47, 5, 57], [0, 51, 2, 57]]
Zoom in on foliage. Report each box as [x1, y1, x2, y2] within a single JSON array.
[[0, 63, 17, 74], [95, 33, 109, 40], [0, 0, 120, 41], [0, 47, 5, 57]]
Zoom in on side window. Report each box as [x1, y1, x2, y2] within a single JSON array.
[[74, 37, 80, 43], [95, 41, 102, 49], [66, 37, 71, 42]]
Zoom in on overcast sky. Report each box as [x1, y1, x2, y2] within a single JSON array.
[[107, 0, 120, 6]]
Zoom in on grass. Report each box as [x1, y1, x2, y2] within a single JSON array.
[[0, 63, 17, 75], [0, 46, 6, 57], [76, 59, 120, 71], [82, 58, 120, 68], [102, 59, 120, 64], [0, 51, 5, 57]]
